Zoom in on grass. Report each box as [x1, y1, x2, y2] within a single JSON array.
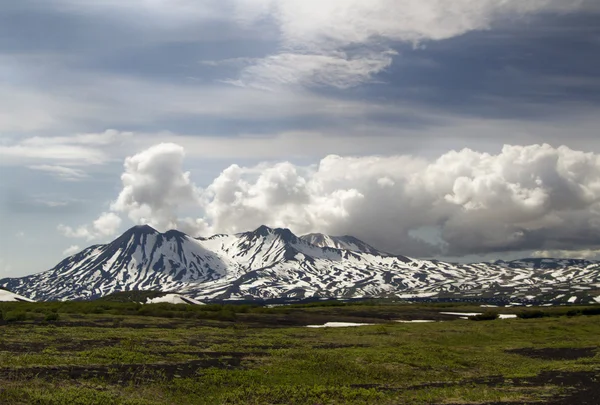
[[0, 301, 599, 404]]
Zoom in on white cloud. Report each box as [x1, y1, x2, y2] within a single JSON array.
[[54, 0, 226, 21], [59, 212, 122, 241], [28, 165, 88, 181], [21, 130, 132, 147], [117, 144, 600, 254], [0, 130, 132, 166], [62, 245, 81, 256], [232, 51, 396, 89], [233, 0, 594, 88], [110, 143, 203, 232], [2, 70, 398, 134], [0, 144, 107, 166], [67, 142, 600, 257], [198, 143, 600, 256], [35, 199, 70, 208]]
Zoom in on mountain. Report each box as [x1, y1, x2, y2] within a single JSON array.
[[1, 225, 600, 304], [300, 233, 385, 256], [0, 225, 232, 301], [0, 288, 34, 302]]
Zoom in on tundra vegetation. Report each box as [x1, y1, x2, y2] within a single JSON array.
[[0, 299, 599, 404]]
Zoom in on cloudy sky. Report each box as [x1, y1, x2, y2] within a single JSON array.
[[2, 0, 600, 277]]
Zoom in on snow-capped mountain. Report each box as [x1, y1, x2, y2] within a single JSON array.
[[1, 225, 600, 303], [300, 233, 386, 256], [0, 225, 232, 301]]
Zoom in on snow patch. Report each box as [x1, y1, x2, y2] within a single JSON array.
[[0, 289, 34, 302], [306, 322, 375, 328], [440, 312, 517, 320], [146, 294, 204, 305]]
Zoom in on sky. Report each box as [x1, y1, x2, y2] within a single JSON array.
[[1, 0, 600, 277]]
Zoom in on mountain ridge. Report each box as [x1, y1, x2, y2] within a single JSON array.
[[1, 225, 599, 304]]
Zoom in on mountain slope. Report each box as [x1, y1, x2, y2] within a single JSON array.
[[1, 225, 600, 303], [300, 233, 386, 256], [0, 225, 236, 301]]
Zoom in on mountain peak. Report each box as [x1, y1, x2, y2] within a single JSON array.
[[126, 224, 159, 235], [252, 225, 274, 236], [108, 224, 159, 246], [246, 225, 298, 242], [300, 233, 384, 255]]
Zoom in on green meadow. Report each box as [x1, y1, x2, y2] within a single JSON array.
[[0, 301, 599, 404]]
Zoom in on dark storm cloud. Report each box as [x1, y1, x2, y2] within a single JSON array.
[[344, 13, 600, 121]]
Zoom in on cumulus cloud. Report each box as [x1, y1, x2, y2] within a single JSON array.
[[198, 143, 600, 256], [70, 143, 600, 258], [62, 245, 81, 256], [58, 212, 122, 241], [233, 0, 595, 88], [110, 143, 203, 232]]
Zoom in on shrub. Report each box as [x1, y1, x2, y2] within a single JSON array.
[[566, 309, 580, 317], [517, 310, 546, 319], [214, 309, 237, 322], [4, 311, 27, 323], [44, 312, 60, 322], [469, 311, 499, 321]]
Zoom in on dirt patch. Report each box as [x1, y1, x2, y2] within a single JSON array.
[[0, 342, 47, 353], [0, 356, 252, 384], [312, 343, 370, 349], [246, 344, 295, 350], [155, 351, 267, 358], [0, 338, 123, 353], [49, 321, 184, 329], [513, 370, 600, 405], [187, 339, 231, 346], [358, 370, 600, 405], [507, 347, 597, 361]]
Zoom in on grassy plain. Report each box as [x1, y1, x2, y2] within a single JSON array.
[[0, 301, 599, 404]]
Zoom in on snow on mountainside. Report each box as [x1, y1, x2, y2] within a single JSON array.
[[0, 288, 34, 302], [0, 225, 234, 301], [1, 225, 600, 303], [300, 233, 386, 256]]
